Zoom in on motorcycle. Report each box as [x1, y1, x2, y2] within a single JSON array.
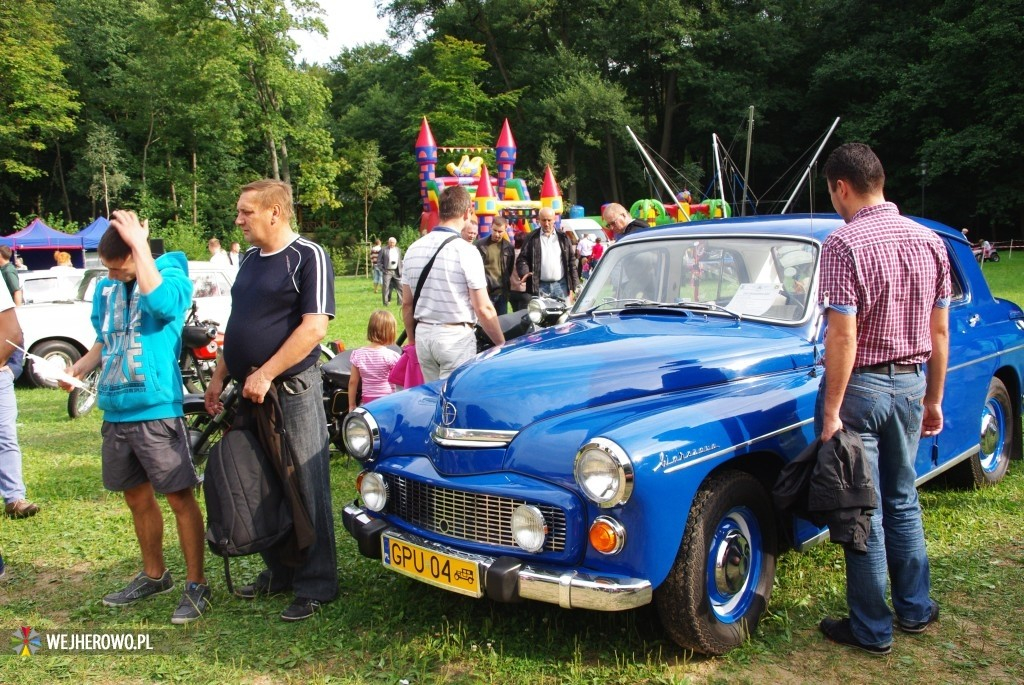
[[183, 296, 569, 471], [67, 302, 223, 418]]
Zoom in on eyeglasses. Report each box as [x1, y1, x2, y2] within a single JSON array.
[[604, 214, 622, 228]]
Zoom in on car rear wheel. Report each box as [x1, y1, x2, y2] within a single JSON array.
[[655, 470, 776, 655], [954, 377, 1014, 487], [26, 340, 81, 388]]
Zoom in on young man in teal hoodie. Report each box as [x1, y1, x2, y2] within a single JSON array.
[[66, 210, 210, 624]]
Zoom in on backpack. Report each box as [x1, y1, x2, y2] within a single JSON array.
[[203, 423, 293, 594]]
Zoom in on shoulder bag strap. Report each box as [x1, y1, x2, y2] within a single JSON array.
[[410, 234, 460, 331]]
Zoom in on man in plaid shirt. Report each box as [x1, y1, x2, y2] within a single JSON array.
[[816, 143, 951, 656]]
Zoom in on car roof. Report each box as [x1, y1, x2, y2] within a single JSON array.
[[616, 212, 965, 245]]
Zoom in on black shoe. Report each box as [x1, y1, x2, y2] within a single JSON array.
[[234, 580, 289, 600], [897, 600, 940, 634], [819, 617, 891, 656], [102, 570, 174, 607], [280, 597, 321, 622]]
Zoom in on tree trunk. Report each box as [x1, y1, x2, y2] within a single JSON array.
[[567, 140, 577, 206], [168, 153, 178, 222], [191, 148, 198, 225], [267, 132, 280, 180], [280, 139, 291, 186], [606, 130, 620, 202], [101, 164, 110, 217], [659, 72, 677, 159], [141, 110, 157, 192], [54, 138, 72, 220]]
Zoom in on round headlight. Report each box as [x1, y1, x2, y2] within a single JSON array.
[[527, 297, 544, 324], [359, 471, 388, 512], [342, 409, 379, 461], [511, 504, 547, 553], [574, 438, 634, 507]]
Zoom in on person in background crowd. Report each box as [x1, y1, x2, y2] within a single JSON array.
[[516, 207, 578, 303], [14, 256, 26, 271], [475, 215, 514, 316], [348, 310, 400, 411], [591, 235, 605, 263], [816, 142, 950, 656], [602, 203, 648, 240], [576, 231, 594, 280], [204, 179, 338, 622], [401, 185, 504, 381], [51, 250, 77, 273], [228, 241, 242, 267], [0, 246, 23, 306], [370, 238, 382, 294], [461, 213, 479, 243], [509, 231, 531, 312], [378, 237, 403, 307], [65, 210, 208, 624], [207, 238, 230, 267], [0, 271, 33, 520]]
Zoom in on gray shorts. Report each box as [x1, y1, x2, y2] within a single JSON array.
[[101, 418, 198, 494]]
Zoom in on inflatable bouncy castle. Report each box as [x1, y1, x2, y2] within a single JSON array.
[[416, 118, 562, 237]]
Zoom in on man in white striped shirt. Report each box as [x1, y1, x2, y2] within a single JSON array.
[[401, 186, 505, 381]]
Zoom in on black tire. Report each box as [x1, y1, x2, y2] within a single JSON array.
[[953, 377, 1014, 487], [655, 471, 777, 655], [180, 352, 211, 394], [67, 368, 100, 418], [26, 340, 82, 388], [990, 252, 1000, 263], [183, 397, 225, 481]]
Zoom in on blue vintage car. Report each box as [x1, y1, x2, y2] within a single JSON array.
[[341, 214, 1024, 655]]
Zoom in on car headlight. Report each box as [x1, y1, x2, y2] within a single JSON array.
[[342, 408, 379, 461], [574, 438, 634, 507], [527, 297, 546, 324], [511, 504, 547, 553], [358, 471, 388, 512]]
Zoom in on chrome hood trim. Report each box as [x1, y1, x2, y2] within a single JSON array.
[[432, 425, 519, 448]]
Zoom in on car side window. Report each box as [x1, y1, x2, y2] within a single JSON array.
[[192, 275, 222, 298]]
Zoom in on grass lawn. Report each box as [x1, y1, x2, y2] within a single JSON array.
[[2, 268, 1024, 683]]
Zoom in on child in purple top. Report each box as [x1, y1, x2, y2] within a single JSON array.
[[348, 310, 400, 410]]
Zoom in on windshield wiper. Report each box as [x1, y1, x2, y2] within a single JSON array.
[[672, 300, 743, 320]]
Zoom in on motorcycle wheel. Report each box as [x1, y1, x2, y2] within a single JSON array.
[[180, 352, 211, 394], [183, 397, 227, 487], [67, 368, 101, 419]]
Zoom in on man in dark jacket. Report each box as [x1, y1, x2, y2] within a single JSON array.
[[475, 215, 514, 315], [602, 203, 648, 240], [516, 208, 578, 302]]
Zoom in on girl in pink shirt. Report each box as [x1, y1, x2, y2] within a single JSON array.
[[348, 310, 400, 411]]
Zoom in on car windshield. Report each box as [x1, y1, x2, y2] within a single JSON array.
[[573, 235, 819, 323]]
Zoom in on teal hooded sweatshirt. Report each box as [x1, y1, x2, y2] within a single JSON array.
[[91, 252, 192, 422]]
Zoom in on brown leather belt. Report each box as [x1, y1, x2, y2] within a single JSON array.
[[854, 362, 921, 375]]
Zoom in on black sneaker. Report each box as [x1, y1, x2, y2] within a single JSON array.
[[235, 579, 290, 600], [819, 617, 891, 656], [280, 597, 321, 622], [103, 570, 174, 607], [171, 581, 212, 624], [897, 600, 940, 634]]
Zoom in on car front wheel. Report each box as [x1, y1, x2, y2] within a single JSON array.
[[26, 340, 81, 388], [955, 377, 1014, 487], [655, 470, 777, 655]]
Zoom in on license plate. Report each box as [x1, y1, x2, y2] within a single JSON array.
[[382, 535, 482, 597]]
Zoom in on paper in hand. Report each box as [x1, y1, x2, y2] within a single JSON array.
[[5, 340, 92, 393]]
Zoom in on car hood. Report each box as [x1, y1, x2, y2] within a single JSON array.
[[441, 313, 816, 430]]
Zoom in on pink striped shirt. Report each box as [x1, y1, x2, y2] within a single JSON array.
[[350, 345, 400, 404], [819, 203, 951, 367]]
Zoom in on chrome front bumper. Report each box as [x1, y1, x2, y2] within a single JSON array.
[[342, 503, 652, 612]]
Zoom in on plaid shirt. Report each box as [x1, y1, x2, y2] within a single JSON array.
[[819, 203, 951, 367]]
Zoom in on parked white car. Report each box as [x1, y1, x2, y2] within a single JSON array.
[[18, 268, 86, 304], [15, 261, 234, 387]]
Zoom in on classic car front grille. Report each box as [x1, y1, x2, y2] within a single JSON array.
[[382, 474, 567, 552]]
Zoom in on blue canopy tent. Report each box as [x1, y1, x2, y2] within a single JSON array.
[[0, 218, 86, 269], [75, 216, 110, 249]]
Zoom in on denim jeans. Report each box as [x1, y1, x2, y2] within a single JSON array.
[[0, 368, 25, 504], [415, 324, 477, 381], [489, 289, 508, 316], [257, 364, 338, 602], [815, 368, 931, 647], [539, 278, 568, 301]]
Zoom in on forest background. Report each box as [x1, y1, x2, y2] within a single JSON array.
[[1, 0, 1021, 267]]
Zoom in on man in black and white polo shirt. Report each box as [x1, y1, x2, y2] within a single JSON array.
[[401, 185, 504, 381]]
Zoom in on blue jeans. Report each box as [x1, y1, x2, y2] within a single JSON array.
[[815, 368, 931, 648], [257, 364, 338, 602], [539, 279, 568, 301], [0, 368, 25, 504], [489, 289, 508, 316]]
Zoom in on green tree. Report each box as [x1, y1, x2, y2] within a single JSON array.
[[350, 140, 391, 275], [81, 123, 129, 216], [0, 0, 80, 181]]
